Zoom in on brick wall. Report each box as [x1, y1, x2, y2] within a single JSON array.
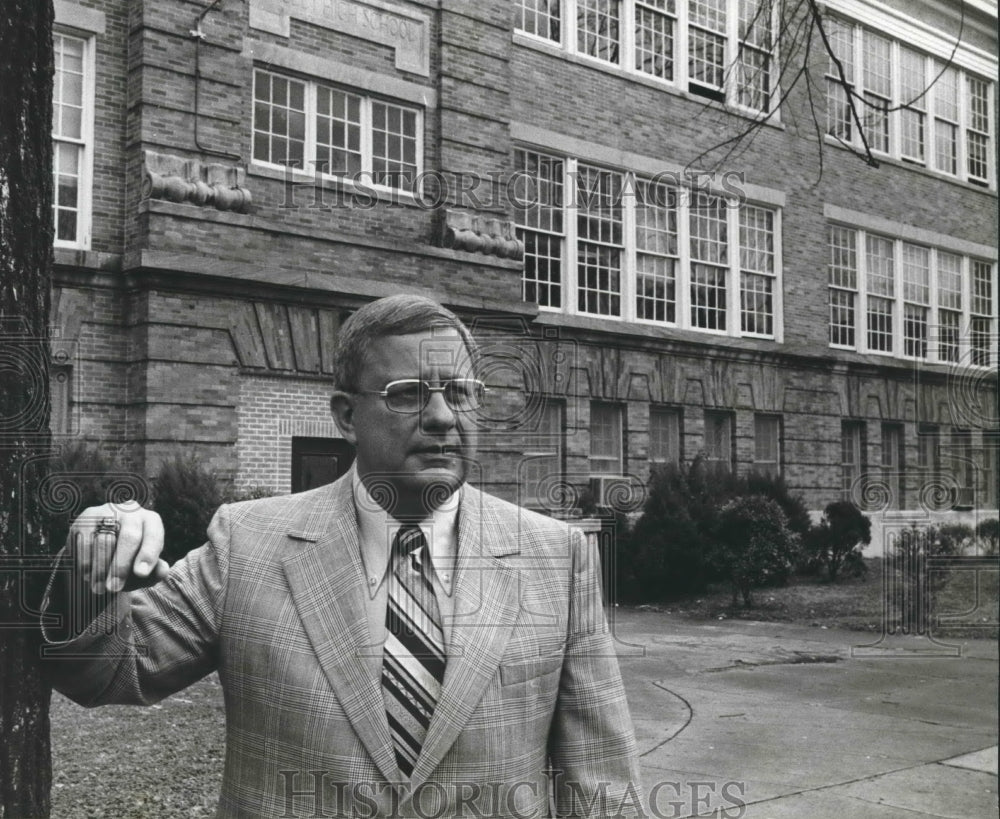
[[237, 374, 343, 493]]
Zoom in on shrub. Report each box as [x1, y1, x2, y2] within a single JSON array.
[[935, 523, 974, 556], [713, 495, 799, 607], [806, 501, 872, 582], [626, 458, 739, 601], [743, 471, 812, 538], [624, 457, 812, 603], [152, 455, 224, 564], [975, 519, 999, 556]]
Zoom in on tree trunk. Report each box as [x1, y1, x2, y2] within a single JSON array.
[[0, 1, 55, 816]]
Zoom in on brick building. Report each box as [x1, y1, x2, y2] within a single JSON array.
[[50, 0, 997, 526]]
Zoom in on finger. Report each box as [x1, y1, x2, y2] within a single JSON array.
[[131, 512, 165, 578], [106, 511, 144, 592], [91, 523, 120, 595], [122, 557, 170, 592]]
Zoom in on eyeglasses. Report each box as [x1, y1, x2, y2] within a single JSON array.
[[355, 379, 488, 413]]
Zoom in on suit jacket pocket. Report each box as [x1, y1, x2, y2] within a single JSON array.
[[499, 652, 563, 686]]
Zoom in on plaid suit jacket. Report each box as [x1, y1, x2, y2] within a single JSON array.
[[46, 474, 642, 817]]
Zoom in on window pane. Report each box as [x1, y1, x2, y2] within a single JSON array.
[[704, 410, 733, 471], [252, 71, 306, 167], [371, 101, 419, 190], [635, 0, 675, 80], [902, 244, 929, 304], [865, 235, 894, 297], [650, 406, 681, 464], [577, 0, 620, 63], [516, 0, 561, 41], [315, 87, 363, 177], [754, 414, 780, 476], [590, 401, 623, 473]]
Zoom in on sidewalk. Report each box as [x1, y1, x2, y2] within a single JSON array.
[[614, 608, 998, 818]]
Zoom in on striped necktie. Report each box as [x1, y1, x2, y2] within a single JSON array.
[[382, 525, 446, 778]]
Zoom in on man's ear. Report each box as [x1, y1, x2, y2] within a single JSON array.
[[330, 391, 358, 445]]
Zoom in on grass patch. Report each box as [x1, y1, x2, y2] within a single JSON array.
[[50, 675, 224, 818], [633, 557, 999, 638]]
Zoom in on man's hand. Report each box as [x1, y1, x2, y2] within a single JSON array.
[[67, 501, 170, 594]]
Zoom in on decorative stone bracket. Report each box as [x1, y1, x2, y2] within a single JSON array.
[[438, 209, 523, 260], [141, 150, 252, 213]]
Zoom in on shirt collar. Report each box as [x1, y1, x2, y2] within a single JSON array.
[[353, 471, 460, 598]]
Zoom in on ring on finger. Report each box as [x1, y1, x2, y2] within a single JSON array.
[[95, 516, 120, 537]]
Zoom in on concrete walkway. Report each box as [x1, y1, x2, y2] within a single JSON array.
[[613, 609, 998, 818]]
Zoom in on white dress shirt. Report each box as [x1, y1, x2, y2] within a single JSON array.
[[353, 472, 459, 657]]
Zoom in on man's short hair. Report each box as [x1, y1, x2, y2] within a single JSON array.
[[332, 294, 477, 392]]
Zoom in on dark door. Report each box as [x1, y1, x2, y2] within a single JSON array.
[[291, 437, 355, 493]]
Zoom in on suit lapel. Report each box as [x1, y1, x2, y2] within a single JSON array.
[[410, 486, 522, 789], [281, 476, 400, 783]]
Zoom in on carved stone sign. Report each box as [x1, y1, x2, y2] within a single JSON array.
[[249, 0, 429, 76]]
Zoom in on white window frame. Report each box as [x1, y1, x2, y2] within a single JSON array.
[[52, 29, 95, 250], [514, 0, 778, 117], [515, 147, 783, 341], [827, 224, 997, 369], [251, 68, 423, 195], [823, 11, 996, 188]]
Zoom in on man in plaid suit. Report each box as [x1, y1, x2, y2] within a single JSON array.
[[45, 295, 642, 817]]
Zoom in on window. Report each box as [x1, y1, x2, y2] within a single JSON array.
[[515, 0, 775, 114], [824, 16, 994, 187], [861, 31, 891, 154], [753, 414, 780, 477], [53, 32, 93, 247], [865, 235, 894, 353], [916, 423, 940, 508], [635, 178, 678, 322], [937, 252, 962, 363], [590, 401, 624, 474], [828, 225, 857, 347], [933, 67, 959, 175], [517, 0, 561, 41], [515, 150, 565, 308], [252, 69, 421, 192], [841, 421, 866, 500], [902, 244, 930, 359], [704, 410, 734, 472], [635, 0, 676, 81], [578, 0, 621, 64], [971, 260, 994, 367], [739, 204, 776, 335], [899, 47, 926, 163], [689, 194, 728, 330], [521, 400, 565, 507], [291, 437, 355, 493], [649, 406, 682, 465], [827, 226, 996, 368], [576, 164, 624, 316], [949, 429, 975, 508], [881, 423, 903, 509], [967, 77, 991, 185], [516, 149, 781, 340]]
